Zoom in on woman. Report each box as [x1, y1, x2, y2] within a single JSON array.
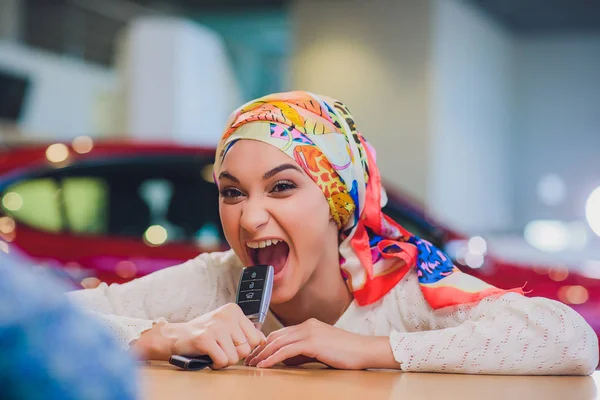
[[71, 91, 598, 374]]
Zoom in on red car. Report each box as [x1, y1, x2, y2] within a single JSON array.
[[1, 140, 599, 344]]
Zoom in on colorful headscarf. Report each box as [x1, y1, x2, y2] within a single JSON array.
[[214, 91, 523, 309]]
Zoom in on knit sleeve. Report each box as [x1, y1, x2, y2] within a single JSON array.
[[67, 250, 242, 348], [387, 275, 598, 375]]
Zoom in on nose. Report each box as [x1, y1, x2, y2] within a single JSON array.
[[239, 196, 269, 235]]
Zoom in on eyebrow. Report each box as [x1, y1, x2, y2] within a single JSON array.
[[218, 163, 303, 183], [262, 163, 303, 180], [218, 171, 240, 183]]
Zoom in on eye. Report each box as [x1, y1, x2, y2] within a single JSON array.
[[271, 180, 297, 193], [220, 187, 244, 199]]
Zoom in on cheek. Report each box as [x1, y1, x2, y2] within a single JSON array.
[[219, 203, 241, 247], [279, 189, 334, 247], [306, 191, 333, 229]]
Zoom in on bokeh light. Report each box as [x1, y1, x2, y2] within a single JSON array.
[[524, 220, 569, 253], [532, 265, 548, 275], [2, 192, 23, 211], [72, 136, 94, 154], [585, 186, 600, 237], [81, 277, 102, 289], [548, 267, 569, 282], [464, 252, 485, 269], [115, 261, 137, 279], [195, 223, 221, 248], [455, 246, 467, 265], [0, 216, 16, 234], [557, 285, 589, 305], [64, 261, 82, 270], [144, 225, 168, 246], [468, 236, 487, 255], [46, 143, 70, 163], [201, 164, 215, 183]]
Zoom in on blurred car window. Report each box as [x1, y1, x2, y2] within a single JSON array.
[[1, 154, 226, 246], [2, 178, 64, 232], [63, 177, 108, 234]]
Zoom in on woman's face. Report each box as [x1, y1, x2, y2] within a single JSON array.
[[218, 140, 339, 304]]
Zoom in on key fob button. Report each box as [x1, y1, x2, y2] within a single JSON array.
[[242, 266, 268, 281], [240, 280, 264, 291]]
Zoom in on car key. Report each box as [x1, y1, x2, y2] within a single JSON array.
[[168, 265, 274, 371]]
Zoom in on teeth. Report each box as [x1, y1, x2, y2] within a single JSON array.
[[247, 239, 281, 249]]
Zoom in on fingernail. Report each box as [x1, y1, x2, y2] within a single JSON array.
[[257, 361, 265, 368]]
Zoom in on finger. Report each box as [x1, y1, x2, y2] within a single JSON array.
[[216, 333, 240, 367], [244, 341, 266, 366], [248, 329, 304, 367], [265, 326, 296, 344], [239, 317, 266, 349], [198, 339, 229, 370], [230, 325, 252, 359], [257, 342, 311, 368], [245, 327, 289, 366], [236, 342, 252, 360]]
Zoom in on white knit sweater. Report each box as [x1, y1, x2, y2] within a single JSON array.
[[69, 250, 598, 375]]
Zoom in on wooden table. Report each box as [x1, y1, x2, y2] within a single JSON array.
[[142, 362, 599, 400]]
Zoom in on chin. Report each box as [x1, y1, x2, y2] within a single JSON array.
[[269, 283, 299, 305]]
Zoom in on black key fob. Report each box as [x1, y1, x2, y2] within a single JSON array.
[[236, 265, 274, 329], [168, 265, 274, 370], [168, 355, 213, 371]]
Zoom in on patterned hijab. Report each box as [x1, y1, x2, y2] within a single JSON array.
[[214, 91, 522, 309]]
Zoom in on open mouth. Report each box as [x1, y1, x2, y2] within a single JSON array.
[[246, 239, 290, 275]]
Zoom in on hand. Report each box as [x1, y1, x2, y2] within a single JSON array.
[[244, 318, 398, 370], [154, 303, 265, 369]]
